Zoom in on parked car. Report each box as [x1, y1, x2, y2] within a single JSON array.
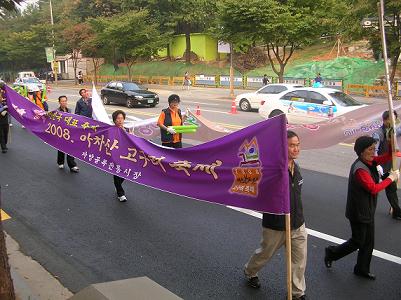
[[258, 87, 365, 124], [235, 84, 304, 111], [13, 77, 45, 92], [101, 81, 159, 108]]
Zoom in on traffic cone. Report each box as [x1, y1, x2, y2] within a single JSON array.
[[196, 105, 201, 116], [229, 98, 238, 114]]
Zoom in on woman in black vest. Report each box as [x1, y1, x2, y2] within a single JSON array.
[[324, 136, 399, 280]]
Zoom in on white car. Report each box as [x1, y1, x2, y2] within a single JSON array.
[[259, 87, 365, 124], [235, 84, 303, 111], [13, 77, 45, 92]]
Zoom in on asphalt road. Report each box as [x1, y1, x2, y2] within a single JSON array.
[[1, 85, 400, 299]]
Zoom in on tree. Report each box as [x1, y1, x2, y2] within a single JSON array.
[[344, 0, 401, 85], [0, 0, 23, 16], [91, 10, 163, 80], [63, 23, 92, 84], [217, 0, 341, 82]]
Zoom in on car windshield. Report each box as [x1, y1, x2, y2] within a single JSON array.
[[123, 82, 143, 91], [23, 78, 40, 84], [329, 92, 362, 106]]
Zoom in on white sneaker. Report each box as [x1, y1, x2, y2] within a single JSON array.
[[58, 164, 64, 169], [118, 195, 127, 202], [70, 166, 79, 173], [9, 123, 12, 127]]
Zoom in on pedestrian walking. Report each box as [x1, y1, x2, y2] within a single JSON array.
[[112, 110, 129, 202], [77, 71, 84, 85], [75, 88, 93, 118], [324, 136, 399, 280], [0, 93, 10, 153], [57, 96, 79, 173], [262, 74, 270, 86], [244, 130, 307, 300], [372, 110, 401, 220], [183, 71, 191, 90], [157, 94, 187, 149]]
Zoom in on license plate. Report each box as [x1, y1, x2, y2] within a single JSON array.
[[148, 99, 154, 103]]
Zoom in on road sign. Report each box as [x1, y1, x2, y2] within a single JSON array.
[[45, 47, 54, 63]]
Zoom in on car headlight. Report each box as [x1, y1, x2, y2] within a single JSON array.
[[135, 96, 143, 99]]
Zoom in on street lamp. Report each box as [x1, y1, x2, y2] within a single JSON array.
[[49, 0, 57, 84]]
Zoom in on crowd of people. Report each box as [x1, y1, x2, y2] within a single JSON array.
[[1, 82, 401, 299]]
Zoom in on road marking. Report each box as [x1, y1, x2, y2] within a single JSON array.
[[1, 209, 11, 221], [187, 101, 220, 106], [227, 206, 401, 265], [339, 142, 354, 147]]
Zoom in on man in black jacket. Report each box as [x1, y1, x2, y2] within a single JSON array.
[[74, 88, 93, 118], [0, 92, 9, 153], [244, 130, 307, 300]]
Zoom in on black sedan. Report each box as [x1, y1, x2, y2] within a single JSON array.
[[100, 81, 159, 108]]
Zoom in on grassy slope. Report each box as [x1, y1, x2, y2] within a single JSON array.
[[99, 42, 384, 85]]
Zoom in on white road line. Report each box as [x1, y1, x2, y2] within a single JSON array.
[[227, 206, 401, 265], [186, 101, 220, 106]]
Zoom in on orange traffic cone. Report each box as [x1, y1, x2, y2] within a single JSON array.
[[196, 105, 201, 116], [229, 98, 238, 114]]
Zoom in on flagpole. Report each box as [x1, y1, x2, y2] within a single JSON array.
[[285, 213, 292, 300], [378, 0, 398, 173]]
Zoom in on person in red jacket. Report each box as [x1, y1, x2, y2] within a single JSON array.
[[324, 136, 399, 280]]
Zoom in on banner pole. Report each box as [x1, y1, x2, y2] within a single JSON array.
[[285, 213, 292, 300], [378, 0, 398, 172]]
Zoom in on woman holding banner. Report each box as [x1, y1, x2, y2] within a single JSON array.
[[112, 110, 129, 202], [324, 136, 399, 280], [157, 94, 187, 149]]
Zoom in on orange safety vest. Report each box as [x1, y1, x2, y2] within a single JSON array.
[[28, 92, 45, 110]]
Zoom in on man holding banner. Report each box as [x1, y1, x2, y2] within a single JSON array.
[[244, 130, 307, 300]]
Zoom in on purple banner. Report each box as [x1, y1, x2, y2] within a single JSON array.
[[4, 86, 290, 214]]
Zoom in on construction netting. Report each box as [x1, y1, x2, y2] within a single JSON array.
[[285, 57, 384, 85]]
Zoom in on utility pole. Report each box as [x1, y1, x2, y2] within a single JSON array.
[[229, 43, 234, 98], [50, 0, 57, 84]]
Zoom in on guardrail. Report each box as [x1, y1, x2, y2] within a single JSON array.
[[84, 74, 346, 92], [345, 84, 389, 97]]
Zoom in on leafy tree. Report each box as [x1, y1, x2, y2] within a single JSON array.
[[344, 0, 401, 85], [217, 0, 341, 82], [63, 23, 92, 84], [90, 10, 163, 80]]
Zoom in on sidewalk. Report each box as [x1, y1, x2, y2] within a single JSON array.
[[5, 231, 73, 300], [49, 80, 388, 104]]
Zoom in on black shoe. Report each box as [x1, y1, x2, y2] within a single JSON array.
[[293, 295, 307, 300], [1, 149, 7, 153], [324, 247, 333, 268], [392, 214, 401, 220], [354, 270, 376, 280], [246, 276, 261, 289]]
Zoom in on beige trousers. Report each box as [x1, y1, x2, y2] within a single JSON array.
[[244, 224, 307, 297]]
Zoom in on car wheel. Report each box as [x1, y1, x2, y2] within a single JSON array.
[[239, 99, 251, 111], [268, 110, 284, 118], [126, 98, 135, 108], [102, 95, 110, 105]]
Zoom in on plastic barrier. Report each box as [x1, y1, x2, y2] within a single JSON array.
[[245, 76, 273, 89], [220, 75, 243, 88], [170, 76, 185, 86], [283, 77, 306, 85], [151, 76, 171, 85], [366, 85, 387, 97], [345, 84, 366, 96], [194, 75, 217, 87]]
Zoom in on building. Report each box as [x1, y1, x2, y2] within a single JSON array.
[[55, 53, 104, 80]]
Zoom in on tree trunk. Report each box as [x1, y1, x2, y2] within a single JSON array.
[[390, 50, 400, 87], [126, 59, 133, 81], [167, 43, 171, 61], [278, 64, 285, 83], [93, 58, 98, 86], [0, 187, 16, 300], [184, 23, 191, 64]]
